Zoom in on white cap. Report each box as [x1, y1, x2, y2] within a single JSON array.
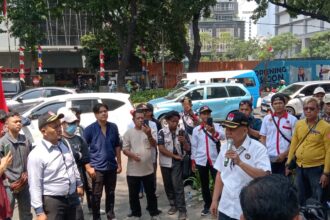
[[324, 94, 330, 104], [57, 107, 78, 123], [313, 87, 325, 95]]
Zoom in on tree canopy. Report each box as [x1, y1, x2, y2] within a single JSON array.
[[251, 0, 330, 23]]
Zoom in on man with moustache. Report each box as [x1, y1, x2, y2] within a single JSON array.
[[28, 112, 83, 220], [210, 111, 271, 220], [122, 109, 160, 220]]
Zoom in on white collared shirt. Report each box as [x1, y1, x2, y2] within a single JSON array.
[[191, 123, 225, 166], [214, 136, 271, 219], [27, 139, 82, 210], [260, 113, 297, 157]]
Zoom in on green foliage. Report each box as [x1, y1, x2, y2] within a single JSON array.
[[251, 0, 330, 23], [130, 89, 171, 104], [226, 38, 261, 60], [8, 0, 47, 50], [258, 33, 300, 60], [309, 31, 330, 59]]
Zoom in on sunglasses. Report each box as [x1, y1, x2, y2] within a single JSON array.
[[303, 107, 316, 111]]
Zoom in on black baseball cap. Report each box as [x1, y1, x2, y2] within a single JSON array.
[[199, 106, 212, 114], [164, 110, 180, 120], [271, 93, 286, 104], [222, 111, 249, 129], [38, 112, 64, 130]]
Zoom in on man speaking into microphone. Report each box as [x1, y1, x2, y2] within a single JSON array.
[[210, 112, 271, 220]]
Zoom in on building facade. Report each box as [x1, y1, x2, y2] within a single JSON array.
[[275, 6, 330, 50], [190, 0, 245, 56]]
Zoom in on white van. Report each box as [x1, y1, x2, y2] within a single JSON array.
[[176, 70, 260, 107]]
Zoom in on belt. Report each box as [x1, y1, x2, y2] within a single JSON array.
[[43, 194, 75, 199]]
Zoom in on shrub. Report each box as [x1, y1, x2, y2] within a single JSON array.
[[130, 88, 171, 104]]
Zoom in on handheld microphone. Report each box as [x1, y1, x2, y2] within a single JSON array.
[[224, 138, 234, 167]]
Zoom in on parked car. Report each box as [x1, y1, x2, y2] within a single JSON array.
[[149, 83, 252, 123], [22, 93, 133, 143], [261, 80, 330, 116], [6, 87, 77, 113], [176, 70, 260, 107], [3, 79, 24, 99]]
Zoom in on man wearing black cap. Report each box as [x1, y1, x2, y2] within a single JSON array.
[[158, 111, 190, 220], [210, 111, 271, 220], [191, 105, 225, 216], [260, 93, 297, 175], [27, 112, 83, 220]]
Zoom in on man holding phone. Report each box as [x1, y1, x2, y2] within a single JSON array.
[[158, 111, 190, 219], [191, 106, 225, 216], [122, 109, 160, 219], [0, 112, 32, 220]]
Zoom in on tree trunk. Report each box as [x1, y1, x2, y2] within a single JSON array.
[[117, 0, 138, 92], [188, 13, 201, 72]]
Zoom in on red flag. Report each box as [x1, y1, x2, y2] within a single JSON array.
[[0, 74, 8, 112], [3, 0, 7, 17]]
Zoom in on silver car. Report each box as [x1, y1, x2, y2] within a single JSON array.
[[261, 80, 330, 116]]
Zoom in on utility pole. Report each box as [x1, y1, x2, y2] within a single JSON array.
[[161, 29, 165, 88]]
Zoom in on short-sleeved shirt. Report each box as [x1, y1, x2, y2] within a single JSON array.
[[260, 112, 297, 157], [191, 123, 225, 166], [158, 127, 190, 168], [84, 121, 120, 171], [122, 128, 154, 177], [214, 135, 271, 219]]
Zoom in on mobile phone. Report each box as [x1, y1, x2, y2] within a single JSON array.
[[3, 144, 10, 156], [207, 117, 213, 126], [143, 120, 149, 126]]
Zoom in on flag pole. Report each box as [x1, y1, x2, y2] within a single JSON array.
[[4, 0, 13, 77]]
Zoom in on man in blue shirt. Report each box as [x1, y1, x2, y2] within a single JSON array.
[[84, 103, 122, 220], [238, 100, 262, 140]]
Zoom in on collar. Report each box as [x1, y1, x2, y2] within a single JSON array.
[[272, 111, 288, 119], [42, 139, 59, 150], [4, 132, 25, 144], [235, 135, 251, 151]]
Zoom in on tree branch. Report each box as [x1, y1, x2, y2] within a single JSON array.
[[269, 0, 330, 23]]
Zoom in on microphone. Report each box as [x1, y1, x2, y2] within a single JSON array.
[[224, 138, 234, 167]]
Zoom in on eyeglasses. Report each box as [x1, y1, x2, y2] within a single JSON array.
[[303, 107, 316, 111]]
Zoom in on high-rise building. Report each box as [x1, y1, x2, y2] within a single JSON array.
[[190, 0, 245, 55]]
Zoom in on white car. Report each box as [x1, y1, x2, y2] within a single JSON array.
[[22, 93, 133, 143], [261, 80, 330, 116], [7, 87, 77, 113]]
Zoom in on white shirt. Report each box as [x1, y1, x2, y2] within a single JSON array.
[[214, 136, 271, 219], [27, 139, 82, 210], [128, 120, 158, 163], [191, 123, 225, 166], [260, 112, 297, 157]]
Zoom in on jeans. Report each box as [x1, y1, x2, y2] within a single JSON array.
[[6, 184, 32, 220], [43, 195, 76, 220], [218, 211, 238, 220], [295, 165, 325, 206], [197, 161, 217, 210], [92, 170, 117, 220], [127, 173, 158, 217], [161, 159, 186, 212]]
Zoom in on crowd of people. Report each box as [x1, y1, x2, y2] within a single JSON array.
[[0, 86, 329, 220]]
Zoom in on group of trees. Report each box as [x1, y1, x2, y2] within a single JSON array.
[[1, 0, 330, 88]]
